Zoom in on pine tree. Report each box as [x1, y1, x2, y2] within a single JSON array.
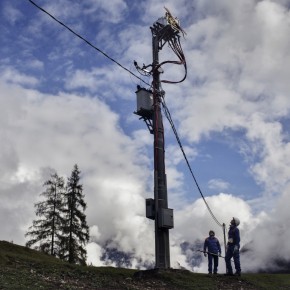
[[61, 164, 89, 265], [25, 173, 65, 256]]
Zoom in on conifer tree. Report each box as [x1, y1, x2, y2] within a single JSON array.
[[25, 173, 65, 256], [61, 164, 89, 265]]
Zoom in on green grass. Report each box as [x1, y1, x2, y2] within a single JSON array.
[[1, 240, 290, 289], [242, 273, 290, 289]]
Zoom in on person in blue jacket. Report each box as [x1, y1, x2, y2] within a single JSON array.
[[225, 217, 241, 276], [203, 230, 221, 274]]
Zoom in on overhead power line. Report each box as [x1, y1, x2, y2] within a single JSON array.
[[28, 0, 150, 86], [161, 96, 223, 228]]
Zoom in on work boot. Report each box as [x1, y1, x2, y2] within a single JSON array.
[[235, 271, 241, 276]]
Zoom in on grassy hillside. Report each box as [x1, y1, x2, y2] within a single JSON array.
[[0, 241, 289, 289]]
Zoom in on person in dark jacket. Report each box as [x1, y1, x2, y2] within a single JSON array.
[[203, 230, 222, 274], [225, 217, 241, 276]]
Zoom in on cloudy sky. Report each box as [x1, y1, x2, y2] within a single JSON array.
[[1, 0, 290, 273]]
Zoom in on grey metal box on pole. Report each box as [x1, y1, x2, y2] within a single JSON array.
[[158, 208, 174, 229], [146, 198, 155, 220], [135, 87, 153, 115]]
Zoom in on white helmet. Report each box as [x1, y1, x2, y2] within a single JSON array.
[[232, 217, 240, 226]]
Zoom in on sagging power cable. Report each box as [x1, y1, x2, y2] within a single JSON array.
[[161, 96, 223, 228], [28, 0, 150, 87]]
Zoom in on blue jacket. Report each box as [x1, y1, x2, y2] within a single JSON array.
[[227, 225, 240, 247], [204, 236, 221, 254]]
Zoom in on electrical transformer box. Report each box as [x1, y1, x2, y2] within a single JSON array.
[[158, 208, 174, 229], [136, 87, 153, 113], [145, 198, 155, 220]]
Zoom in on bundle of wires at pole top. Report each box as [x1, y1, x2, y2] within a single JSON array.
[[134, 7, 187, 85], [156, 7, 187, 84], [158, 33, 187, 84]]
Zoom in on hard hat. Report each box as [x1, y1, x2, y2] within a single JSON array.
[[232, 217, 240, 226], [209, 230, 215, 236]]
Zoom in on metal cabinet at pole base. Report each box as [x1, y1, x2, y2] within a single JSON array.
[[158, 208, 174, 229], [146, 198, 174, 229]]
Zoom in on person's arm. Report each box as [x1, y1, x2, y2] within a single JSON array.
[[235, 228, 240, 245], [217, 239, 221, 255], [233, 228, 240, 253]]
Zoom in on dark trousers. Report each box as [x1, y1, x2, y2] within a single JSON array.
[[208, 254, 219, 274], [225, 245, 241, 274]]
